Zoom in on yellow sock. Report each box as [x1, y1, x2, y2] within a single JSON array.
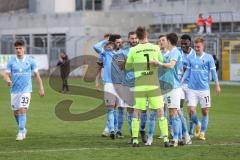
[[132, 118, 140, 138], [159, 117, 169, 142]]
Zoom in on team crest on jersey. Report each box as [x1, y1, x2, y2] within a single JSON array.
[[195, 65, 199, 68]]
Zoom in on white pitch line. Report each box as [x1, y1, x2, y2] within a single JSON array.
[[0, 143, 239, 154], [0, 147, 119, 154], [187, 143, 240, 147]]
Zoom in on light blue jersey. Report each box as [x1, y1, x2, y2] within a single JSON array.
[[167, 47, 183, 89], [93, 40, 108, 55], [178, 47, 195, 70], [93, 39, 108, 63], [183, 52, 218, 90], [159, 50, 174, 91], [93, 40, 126, 84], [122, 47, 135, 87], [6, 55, 38, 94], [101, 49, 126, 84], [178, 47, 195, 83]]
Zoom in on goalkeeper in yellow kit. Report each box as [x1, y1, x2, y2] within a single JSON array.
[[125, 26, 172, 147]]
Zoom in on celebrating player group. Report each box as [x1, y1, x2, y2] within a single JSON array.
[[3, 26, 220, 148], [93, 26, 220, 147]]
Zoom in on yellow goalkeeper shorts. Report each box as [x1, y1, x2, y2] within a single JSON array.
[[133, 86, 164, 110]]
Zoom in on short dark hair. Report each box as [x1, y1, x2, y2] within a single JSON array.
[[109, 34, 121, 42], [166, 33, 178, 46], [181, 34, 191, 42], [159, 35, 166, 39], [128, 31, 136, 38], [136, 26, 147, 40], [14, 40, 25, 47]]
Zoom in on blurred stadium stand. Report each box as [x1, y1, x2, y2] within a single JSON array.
[[0, 0, 28, 13], [0, 0, 239, 80]]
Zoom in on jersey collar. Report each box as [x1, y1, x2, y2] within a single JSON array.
[[164, 50, 170, 55], [171, 47, 177, 52], [161, 49, 169, 55], [15, 55, 26, 62], [188, 48, 194, 57], [181, 47, 194, 58], [194, 52, 205, 59]]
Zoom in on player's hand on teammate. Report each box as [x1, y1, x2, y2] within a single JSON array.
[[39, 88, 45, 97], [150, 59, 161, 67]]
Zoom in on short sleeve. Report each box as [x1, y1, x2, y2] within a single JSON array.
[[6, 58, 12, 73], [169, 49, 178, 62], [209, 55, 216, 70], [98, 53, 104, 62], [30, 57, 38, 73]]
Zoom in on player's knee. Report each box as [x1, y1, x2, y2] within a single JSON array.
[[14, 110, 20, 116], [118, 107, 124, 111], [188, 107, 195, 116], [189, 110, 194, 116], [127, 108, 134, 113], [202, 108, 208, 116], [141, 110, 147, 113], [106, 105, 115, 110], [169, 108, 177, 117], [133, 109, 141, 119], [157, 108, 164, 118], [19, 108, 27, 113]]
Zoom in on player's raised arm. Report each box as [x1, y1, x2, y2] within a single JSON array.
[[93, 39, 108, 54]]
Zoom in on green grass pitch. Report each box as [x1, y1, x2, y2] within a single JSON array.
[[0, 78, 239, 160]]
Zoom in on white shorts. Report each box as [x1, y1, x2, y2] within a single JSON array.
[[11, 93, 31, 111], [181, 83, 189, 102], [164, 88, 182, 109], [187, 89, 211, 108], [104, 83, 133, 108]]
